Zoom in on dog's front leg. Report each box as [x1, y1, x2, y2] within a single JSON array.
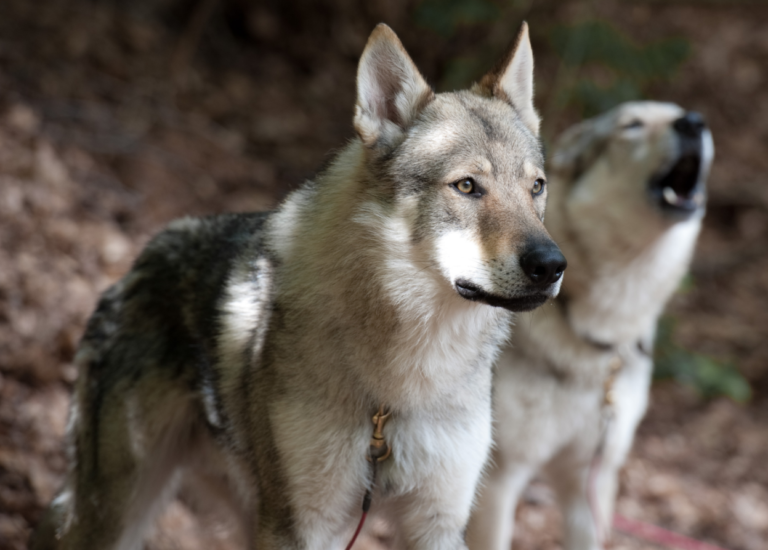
[[547, 462, 602, 550], [251, 451, 367, 550], [581, 354, 653, 550], [252, 396, 371, 550], [465, 454, 537, 550], [397, 494, 472, 550], [395, 451, 490, 550]]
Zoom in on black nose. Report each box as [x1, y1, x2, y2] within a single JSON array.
[[673, 111, 706, 138], [520, 243, 567, 287]]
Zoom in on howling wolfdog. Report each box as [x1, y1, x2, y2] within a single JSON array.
[[468, 102, 712, 550], [32, 23, 566, 550]]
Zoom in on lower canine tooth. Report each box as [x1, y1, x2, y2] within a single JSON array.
[[663, 186, 679, 205]]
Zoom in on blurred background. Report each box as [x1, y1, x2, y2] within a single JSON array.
[[0, 0, 766, 549]]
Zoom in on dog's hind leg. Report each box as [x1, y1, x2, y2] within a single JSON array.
[[30, 432, 182, 550], [31, 373, 197, 550], [466, 457, 536, 550]]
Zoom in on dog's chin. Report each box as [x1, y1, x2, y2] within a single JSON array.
[[454, 280, 550, 312], [649, 153, 706, 220]]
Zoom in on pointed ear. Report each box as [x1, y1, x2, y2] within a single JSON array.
[[354, 24, 434, 148], [476, 22, 539, 136], [550, 116, 612, 182]]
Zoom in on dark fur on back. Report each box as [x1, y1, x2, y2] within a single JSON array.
[[81, 212, 270, 453]]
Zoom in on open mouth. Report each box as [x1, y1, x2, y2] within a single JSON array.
[[455, 280, 549, 312], [649, 150, 705, 216]]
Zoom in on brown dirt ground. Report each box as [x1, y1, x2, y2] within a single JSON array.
[[0, 1, 766, 549]]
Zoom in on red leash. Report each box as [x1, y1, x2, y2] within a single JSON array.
[[344, 510, 369, 550], [614, 514, 730, 550], [345, 475, 374, 550]]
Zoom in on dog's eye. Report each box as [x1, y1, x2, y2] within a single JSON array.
[[622, 119, 643, 130], [532, 178, 545, 196], [455, 179, 476, 195]]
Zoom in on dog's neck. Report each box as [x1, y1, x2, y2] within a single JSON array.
[[266, 141, 509, 412], [556, 218, 701, 346], [542, 165, 703, 347], [508, 231, 690, 384]]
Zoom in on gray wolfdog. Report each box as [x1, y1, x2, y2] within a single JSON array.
[[467, 101, 713, 550], [32, 23, 566, 550]]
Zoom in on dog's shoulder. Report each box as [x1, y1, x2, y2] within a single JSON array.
[[79, 212, 274, 383], [129, 212, 271, 322]]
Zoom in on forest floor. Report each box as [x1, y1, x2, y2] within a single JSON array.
[[1, 1, 767, 549]]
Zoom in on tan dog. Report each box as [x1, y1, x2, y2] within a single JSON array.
[[31, 23, 565, 550], [468, 102, 713, 550]]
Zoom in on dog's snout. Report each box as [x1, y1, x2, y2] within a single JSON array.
[[673, 111, 706, 138], [520, 243, 567, 287]]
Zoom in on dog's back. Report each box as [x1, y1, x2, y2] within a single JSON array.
[[468, 102, 713, 550]]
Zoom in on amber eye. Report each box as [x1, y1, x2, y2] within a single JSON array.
[[532, 178, 545, 196], [455, 179, 475, 194]]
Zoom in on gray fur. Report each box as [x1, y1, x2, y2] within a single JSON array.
[[467, 101, 713, 550], [32, 23, 560, 550]]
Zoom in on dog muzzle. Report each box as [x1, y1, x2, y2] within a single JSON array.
[[649, 111, 711, 219]]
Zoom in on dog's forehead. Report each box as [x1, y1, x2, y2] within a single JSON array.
[[614, 101, 685, 127], [408, 91, 544, 175]]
